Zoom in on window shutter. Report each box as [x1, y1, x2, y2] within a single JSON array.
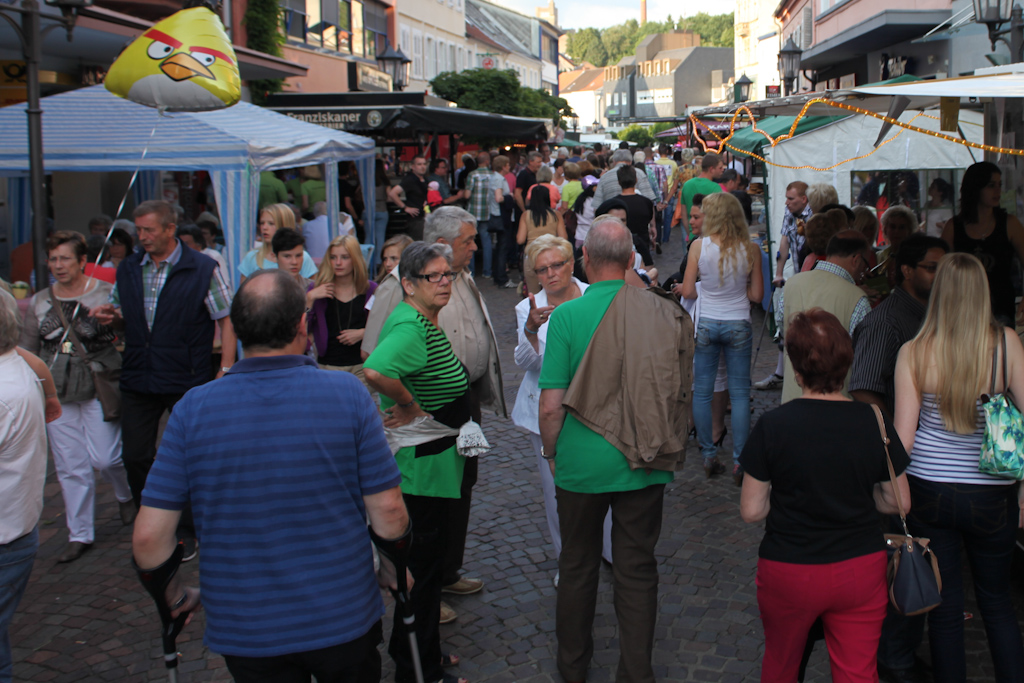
[[801, 7, 813, 48]]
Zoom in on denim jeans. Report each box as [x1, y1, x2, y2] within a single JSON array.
[[363, 210, 389, 273], [693, 318, 752, 464], [0, 527, 38, 683], [907, 476, 1024, 683], [662, 197, 676, 245], [471, 216, 495, 278]]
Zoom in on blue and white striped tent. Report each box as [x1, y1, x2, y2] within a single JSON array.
[[0, 85, 376, 285]]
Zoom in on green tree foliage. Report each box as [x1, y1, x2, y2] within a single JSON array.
[[618, 123, 653, 148], [244, 0, 285, 105], [677, 12, 734, 48], [565, 28, 608, 67], [650, 121, 677, 136], [429, 69, 575, 143], [565, 13, 733, 67]]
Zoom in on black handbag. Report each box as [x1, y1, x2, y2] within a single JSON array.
[[870, 405, 942, 616], [50, 291, 122, 422]]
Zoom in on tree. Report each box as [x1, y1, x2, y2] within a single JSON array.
[[650, 121, 677, 137], [566, 28, 608, 67], [618, 124, 653, 148], [678, 12, 734, 48], [430, 68, 523, 117], [601, 20, 639, 65], [244, 0, 286, 105]]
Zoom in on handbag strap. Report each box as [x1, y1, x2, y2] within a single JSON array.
[[49, 289, 90, 364], [870, 404, 911, 536], [989, 333, 1000, 396]]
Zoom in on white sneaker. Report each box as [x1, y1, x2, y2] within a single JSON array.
[[753, 373, 784, 390], [553, 571, 559, 588]]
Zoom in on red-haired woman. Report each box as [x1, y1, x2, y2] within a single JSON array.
[[739, 308, 911, 682]]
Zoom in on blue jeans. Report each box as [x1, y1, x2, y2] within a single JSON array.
[[0, 527, 38, 683], [471, 216, 496, 278], [364, 210, 389, 272], [907, 477, 1024, 682], [693, 318, 752, 464], [662, 197, 676, 245]]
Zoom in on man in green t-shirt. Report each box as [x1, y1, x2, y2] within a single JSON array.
[[538, 217, 673, 683], [680, 152, 725, 243]]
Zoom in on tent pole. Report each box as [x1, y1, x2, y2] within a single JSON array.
[[22, 1, 48, 290]]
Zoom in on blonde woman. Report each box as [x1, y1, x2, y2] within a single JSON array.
[[894, 253, 1024, 682], [375, 234, 414, 283], [681, 192, 763, 483], [806, 183, 839, 214], [238, 203, 317, 282], [306, 235, 377, 385]]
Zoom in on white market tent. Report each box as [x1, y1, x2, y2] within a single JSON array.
[[852, 71, 1024, 98], [0, 85, 376, 284], [763, 109, 984, 253]]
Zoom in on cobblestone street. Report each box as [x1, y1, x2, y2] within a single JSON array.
[[10, 234, 1024, 682]]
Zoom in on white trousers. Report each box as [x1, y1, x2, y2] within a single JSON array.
[[529, 433, 613, 563], [47, 399, 132, 543]]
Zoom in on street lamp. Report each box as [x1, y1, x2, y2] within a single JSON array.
[[972, 0, 1024, 61], [734, 73, 753, 103], [0, 0, 90, 288], [778, 36, 802, 96], [377, 39, 412, 91], [570, 113, 579, 132]]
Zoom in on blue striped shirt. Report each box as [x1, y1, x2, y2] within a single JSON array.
[[907, 393, 1014, 486], [141, 355, 401, 657]]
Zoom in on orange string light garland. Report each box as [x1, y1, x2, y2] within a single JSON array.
[[687, 97, 1024, 171]]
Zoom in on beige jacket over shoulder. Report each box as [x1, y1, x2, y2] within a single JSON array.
[[362, 267, 506, 417], [563, 285, 694, 472]]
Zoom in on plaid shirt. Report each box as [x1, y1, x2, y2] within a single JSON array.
[[645, 160, 669, 199], [780, 203, 813, 264], [111, 240, 233, 330], [465, 168, 495, 220]]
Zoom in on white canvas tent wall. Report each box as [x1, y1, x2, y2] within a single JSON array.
[[764, 109, 984, 253], [0, 85, 376, 284]]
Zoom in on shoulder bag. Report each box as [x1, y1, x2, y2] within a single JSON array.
[[979, 331, 1024, 479], [50, 291, 122, 422], [870, 404, 943, 616]]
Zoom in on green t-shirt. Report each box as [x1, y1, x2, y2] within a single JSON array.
[[258, 171, 288, 210], [681, 177, 722, 238], [301, 179, 327, 207], [538, 280, 674, 494], [561, 180, 583, 212], [363, 302, 467, 498]]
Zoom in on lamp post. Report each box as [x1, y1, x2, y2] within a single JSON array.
[[778, 36, 802, 96], [377, 39, 412, 91], [973, 0, 1024, 61], [570, 113, 579, 133], [734, 73, 753, 103], [0, 0, 89, 289]]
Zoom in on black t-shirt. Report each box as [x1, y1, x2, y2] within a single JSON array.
[[339, 178, 361, 213], [318, 295, 368, 367], [740, 399, 910, 565], [399, 173, 428, 212], [619, 194, 655, 244], [516, 168, 537, 195]]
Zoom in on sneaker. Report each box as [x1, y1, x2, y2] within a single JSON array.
[[442, 577, 484, 595], [553, 571, 559, 588], [733, 464, 744, 487], [753, 373, 784, 390], [502, 280, 518, 289], [440, 601, 457, 624], [119, 500, 137, 526], [180, 537, 198, 563]]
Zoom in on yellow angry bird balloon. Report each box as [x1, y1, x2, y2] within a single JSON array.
[[105, 7, 240, 111]]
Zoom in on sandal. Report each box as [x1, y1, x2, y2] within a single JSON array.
[[441, 653, 460, 668], [438, 674, 468, 683]]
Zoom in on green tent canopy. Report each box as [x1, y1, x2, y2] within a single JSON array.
[[725, 115, 849, 158]]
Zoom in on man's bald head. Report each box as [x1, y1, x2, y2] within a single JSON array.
[[584, 216, 634, 270], [231, 270, 306, 351]]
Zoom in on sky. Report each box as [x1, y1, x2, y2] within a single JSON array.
[[490, 0, 736, 31]]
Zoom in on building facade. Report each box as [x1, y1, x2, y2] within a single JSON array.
[[560, 68, 605, 132], [734, 0, 784, 100]]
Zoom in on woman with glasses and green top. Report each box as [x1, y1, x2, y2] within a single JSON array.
[[364, 241, 471, 683]]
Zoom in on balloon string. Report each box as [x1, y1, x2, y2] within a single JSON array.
[[49, 114, 163, 369]]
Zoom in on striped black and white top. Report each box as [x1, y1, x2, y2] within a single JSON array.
[[907, 393, 1013, 486]]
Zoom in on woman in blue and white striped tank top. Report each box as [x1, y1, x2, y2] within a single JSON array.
[[894, 253, 1024, 683]]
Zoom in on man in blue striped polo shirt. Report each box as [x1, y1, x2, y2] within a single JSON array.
[[132, 270, 408, 682]]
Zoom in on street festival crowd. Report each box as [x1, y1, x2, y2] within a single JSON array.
[[3, 140, 1024, 683]]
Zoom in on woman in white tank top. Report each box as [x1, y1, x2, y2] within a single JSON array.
[[681, 193, 763, 483]]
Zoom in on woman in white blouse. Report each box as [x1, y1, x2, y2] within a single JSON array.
[[512, 235, 611, 585]]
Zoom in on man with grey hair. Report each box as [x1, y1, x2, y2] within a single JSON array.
[[591, 149, 656, 208], [363, 208, 506, 621], [0, 289, 50, 681], [303, 200, 331, 261], [539, 215, 692, 683]]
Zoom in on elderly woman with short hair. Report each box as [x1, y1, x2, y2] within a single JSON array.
[[512, 235, 610, 584], [364, 241, 471, 683]]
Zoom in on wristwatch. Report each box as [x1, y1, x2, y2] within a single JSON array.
[[221, 366, 231, 373], [541, 446, 555, 461]]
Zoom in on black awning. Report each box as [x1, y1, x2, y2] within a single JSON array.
[[400, 105, 549, 138], [271, 106, 404, 133]]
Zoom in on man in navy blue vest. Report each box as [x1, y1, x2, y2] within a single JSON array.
[[92, 200, 235, 560]]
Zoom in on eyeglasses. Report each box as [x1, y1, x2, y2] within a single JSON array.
[[413, 271, 456, 284], [534, 259, 570, 276], [914, 262, 938, 273]]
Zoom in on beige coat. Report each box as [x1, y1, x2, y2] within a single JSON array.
[[563, 284, 694, 472]]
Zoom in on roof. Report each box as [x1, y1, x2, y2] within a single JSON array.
[[725, 115, 848, 156], [466, 24, 510, 54], [465, 0, 535, 60], [0, 85, 373, 174], [560, 68, 604, 93], [800, 9, 952, 71]]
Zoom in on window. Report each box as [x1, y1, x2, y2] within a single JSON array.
[[457, 47, 464, 71], [401, 25, 411, 55], [363, 1, 387, 58], [426, 37, 435, 78], [606, 92, 612, 106], [450, 44, 456, 73], [412, 30, 423, 79], [350, 0, 364, 56], [280, 0, 307, 40]]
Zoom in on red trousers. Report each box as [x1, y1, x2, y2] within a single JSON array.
[[756, 551, 888, 683]]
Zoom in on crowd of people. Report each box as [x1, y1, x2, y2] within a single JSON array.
[[1, 142, 1023, 683]]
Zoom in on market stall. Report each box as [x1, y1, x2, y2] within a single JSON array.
[[0, 85, 376, 285]]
